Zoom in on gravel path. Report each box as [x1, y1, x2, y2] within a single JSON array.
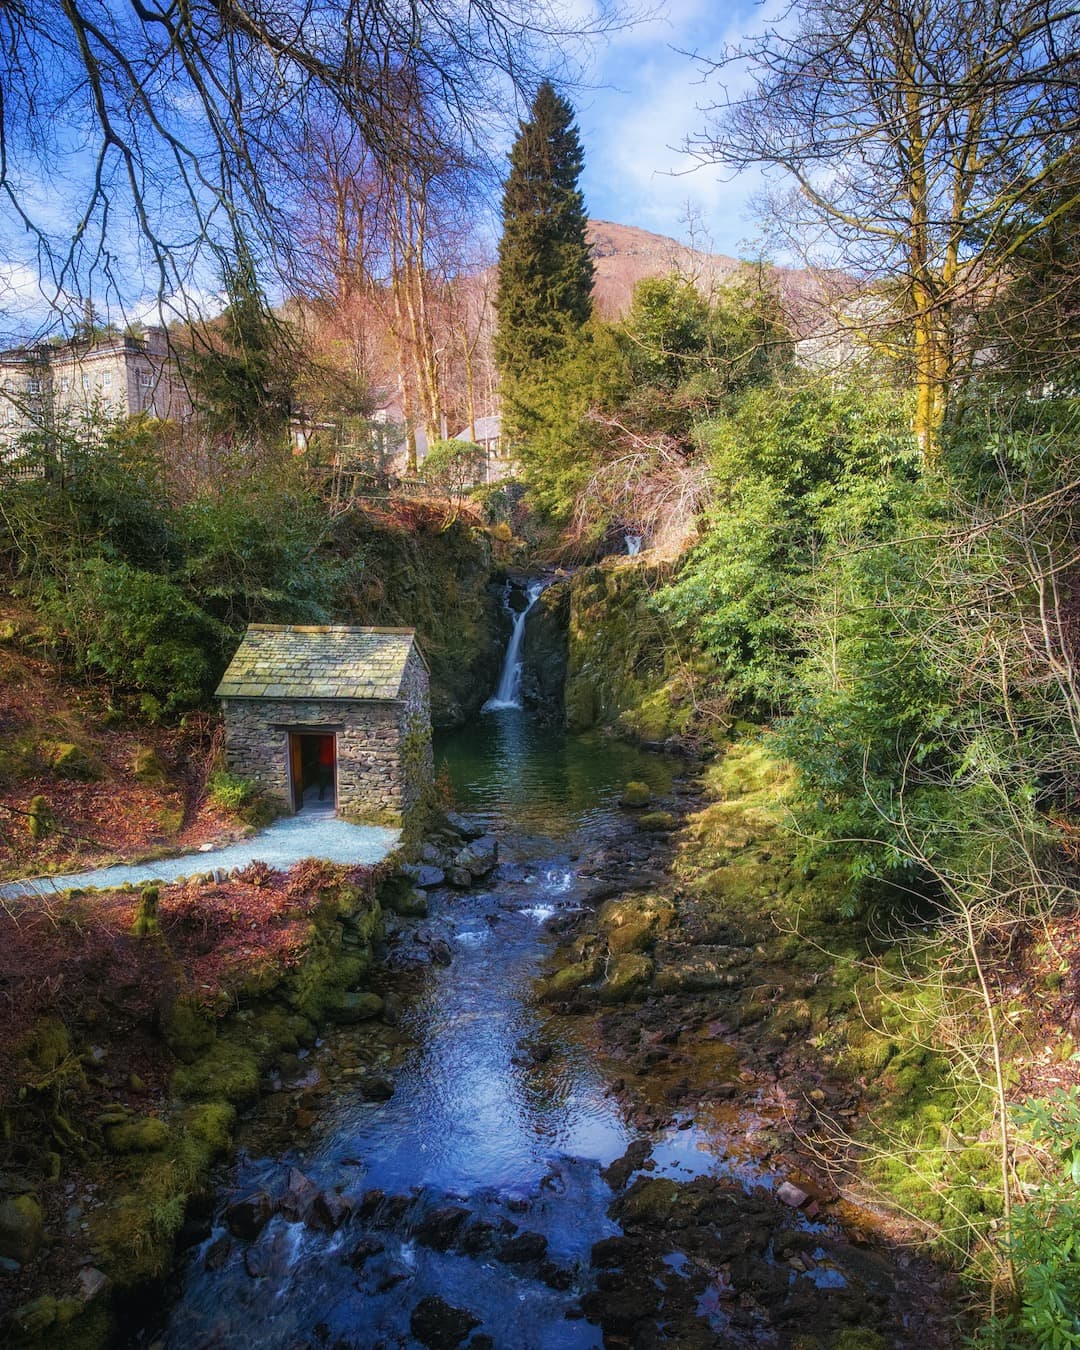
[[0, 809, 401, 899]]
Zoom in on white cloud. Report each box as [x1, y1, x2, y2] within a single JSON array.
[[576, 0, 796, 255]]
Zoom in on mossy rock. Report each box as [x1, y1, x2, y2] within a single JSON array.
[[832, 1335, 887, 1350], [183, 1102, 236, 1158], [388, 887, 429, 918], [9, 1294, 85, 1337], [540, 956, 602, 1001], [43, 740, 102, 781], [654, 951, 740, 994], [598, 894, 675, 955], [21, 1018, 72, 1073], [241, 1008, 309, 1059], [87, 1161, 188, 1285], [27, 794, 54, 839], [618, 1177, 681, 1225], [131, 745, 167, 785], [0, 1193, 45, 1263], [619, 781, 652, 809], [131, 885, 160, 938], [161, 997, 216, 1062], [597, 953, 654, 1004], [105, 1116, 171, 1154], [171, 1040, 260, 1106], [327, 991, 384, 1023], [637, 811, 676, 833]]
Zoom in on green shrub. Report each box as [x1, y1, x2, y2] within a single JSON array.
[[208, 769, 255, 813], [979, 1088, 1080, 1348], [38, 557, 220, 713]]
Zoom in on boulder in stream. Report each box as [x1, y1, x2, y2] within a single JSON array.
[[445, 811, 486, 840], [224, 1190, 273, 1240], [452, 835, 498, 879], [414, 1203, 470, 1250], [410, 1294, 481, 1349], [497, 1230, 549, 1263], [402, 864, 446, 889], [276, 1166, 318, 1231]]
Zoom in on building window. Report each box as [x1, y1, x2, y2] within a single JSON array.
[[137, 369, 153, 387], [81, 373, 91, 391], [102, 371, 112, 388], [60, 377, 70, 392], [27, 377, 41, 395]]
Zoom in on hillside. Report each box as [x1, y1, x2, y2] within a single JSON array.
[[587, 219, 837, 331]]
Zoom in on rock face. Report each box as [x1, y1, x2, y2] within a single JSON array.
[[521, 580, 570, 714], [328, 508, 506, 728], [564, 558, 721, 747]]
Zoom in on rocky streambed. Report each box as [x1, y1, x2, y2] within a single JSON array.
[[126, 713, 958, 1350]]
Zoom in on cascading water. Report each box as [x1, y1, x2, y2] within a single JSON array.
[[483, 579, 545, 712], [624, 533, 643, 556]]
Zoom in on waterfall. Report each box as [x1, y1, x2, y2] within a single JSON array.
[[483, 580, 545, 712], [625, 534, 643, 556]]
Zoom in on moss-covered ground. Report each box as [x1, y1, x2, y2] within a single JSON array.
[[0, 858, 393, 1347]]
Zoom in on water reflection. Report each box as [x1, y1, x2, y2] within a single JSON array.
[[436, 709, 675, 835]]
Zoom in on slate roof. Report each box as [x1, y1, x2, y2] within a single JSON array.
[[453, 414, 500, 444], [215, 624, 424, 702]]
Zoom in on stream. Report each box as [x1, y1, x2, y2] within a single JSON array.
[[142, 709, 947, 1348], [147, 713, 679, 1349]]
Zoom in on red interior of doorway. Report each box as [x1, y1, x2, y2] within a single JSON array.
[[290, 732, 336, 811]]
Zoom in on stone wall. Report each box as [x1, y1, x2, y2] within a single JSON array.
[[221, 685, 431, 827]]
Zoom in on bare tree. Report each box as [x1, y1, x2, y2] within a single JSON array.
[[0, 1, 627, 333], [692, 0, 1080, 460]]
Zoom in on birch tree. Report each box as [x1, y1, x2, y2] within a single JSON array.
[[694, 0, 1080, 461]]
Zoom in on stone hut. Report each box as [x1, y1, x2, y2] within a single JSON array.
[[215, 624, 433, 827]]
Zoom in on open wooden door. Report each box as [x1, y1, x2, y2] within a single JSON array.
[[289, 734, 304, 811]]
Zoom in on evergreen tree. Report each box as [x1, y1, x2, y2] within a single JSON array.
[[494, 81, 594, 435], [187, 247, 297, 446]]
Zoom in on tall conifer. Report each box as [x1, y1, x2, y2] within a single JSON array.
[[494, 81, 594, 429]]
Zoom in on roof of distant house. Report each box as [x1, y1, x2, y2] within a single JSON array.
[[453, 414, 500, 443], [215, 624, 426, 702]]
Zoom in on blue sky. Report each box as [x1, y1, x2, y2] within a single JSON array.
[[573, 0, 774, 257]]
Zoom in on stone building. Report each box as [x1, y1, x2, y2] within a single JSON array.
[[0, 327, 191, 462], [215, 624, 433, 828]]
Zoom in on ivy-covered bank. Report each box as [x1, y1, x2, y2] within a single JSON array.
[[561, 558, 725, 751], [0, 858, 406, 1347]]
